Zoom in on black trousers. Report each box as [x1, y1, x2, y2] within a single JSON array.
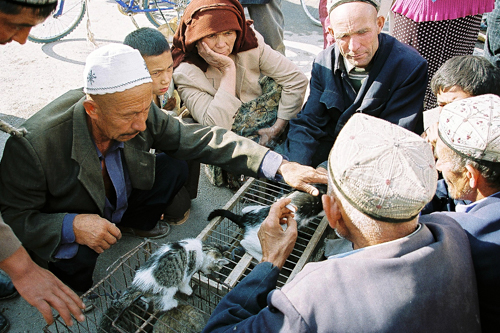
[[48, 153, 188, 292]]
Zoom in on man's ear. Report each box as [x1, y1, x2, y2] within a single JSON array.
[[83, 99, 99, 120], [322, 194, 342, 229], [465, 164, 481, 189], [376, 15, 385, 33], [327, 26, 334, 38]]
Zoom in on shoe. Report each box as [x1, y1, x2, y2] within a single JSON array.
[[119, 222, 171, 239], [0, 313, 9, 333], [163, 186, 191, 225], [163, 209, 190, 226], [0, 274, 17, 300]]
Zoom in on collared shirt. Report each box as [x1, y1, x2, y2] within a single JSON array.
[[55, 148, 283, 259], [328, 224, 422, 259], [56, 140, 131, 259], [455, 191, 500, 213], [343, 56, 370, 92]]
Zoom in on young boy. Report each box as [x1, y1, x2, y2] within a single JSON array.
[[124, 27, 178, 112], [124, 27, 194, 225]]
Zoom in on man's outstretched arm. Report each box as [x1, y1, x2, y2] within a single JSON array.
[[0, 245, 86, 326]]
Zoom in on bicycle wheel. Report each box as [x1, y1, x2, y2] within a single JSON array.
[[144, 0, 190, 28], [28, 0, 86, 43], [301, 0, 321, 27]]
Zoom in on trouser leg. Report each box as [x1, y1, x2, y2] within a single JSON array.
[[48, 245, 99, 293], [247, 0, 285, 54], [485, 0, 500, 67], [120, 153, 188, 230]]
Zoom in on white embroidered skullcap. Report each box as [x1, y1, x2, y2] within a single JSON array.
[[327, 0, 380, 15], [83, 44, 152, 95], [328, 114, 437, 222], [438, 94, 500, 163]]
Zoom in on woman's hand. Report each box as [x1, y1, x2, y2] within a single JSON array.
[[258, 119, 288, 147], [197, 41, 235, 74], [197, 41, 237, 96]]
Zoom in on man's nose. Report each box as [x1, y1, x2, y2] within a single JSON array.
[[132, 112, 148, 132], [12, 27, 32, 45], [349, 37, 360, 52]]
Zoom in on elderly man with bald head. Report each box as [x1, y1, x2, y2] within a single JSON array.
[[280, 0, 428, 167], [203, 114, 480, 332], [0, 44, 327, 295]]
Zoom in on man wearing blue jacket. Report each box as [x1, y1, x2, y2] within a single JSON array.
[[433, 94, 500, 332], [281, 0, 427, 167]]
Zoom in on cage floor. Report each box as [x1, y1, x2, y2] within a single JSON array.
[[43, 178, 328, 333]]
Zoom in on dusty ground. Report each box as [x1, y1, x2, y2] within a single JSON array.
[[0, 0, 323, 331]]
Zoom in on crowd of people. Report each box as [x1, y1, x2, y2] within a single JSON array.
[[0, 0, 499, 332]]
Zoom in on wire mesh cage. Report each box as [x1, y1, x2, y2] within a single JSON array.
[[43, 178, 329, 333]]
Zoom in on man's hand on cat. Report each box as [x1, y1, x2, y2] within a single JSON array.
[[73, 214, 122, 253], [259, 198, 298, 269], [278, 160, 328, 196]]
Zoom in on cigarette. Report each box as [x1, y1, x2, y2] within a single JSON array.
[[286, 204, 297, 213]]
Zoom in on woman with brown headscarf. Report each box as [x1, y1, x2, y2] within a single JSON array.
[[172, 0, 307, 150]]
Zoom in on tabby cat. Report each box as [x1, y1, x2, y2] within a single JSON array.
[[207, 185, 327, 261], [99, 239, 228, 332]]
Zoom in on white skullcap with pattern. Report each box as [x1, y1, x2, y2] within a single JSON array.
[[328, 113, 437, 222], [438, 94, 500, 163], [327, 0, 380, 14], [83, 44, 152, 95]]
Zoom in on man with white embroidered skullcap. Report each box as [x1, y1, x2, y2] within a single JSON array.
[[0, 43, 327, 296], [432, 94, 500, 332], [0, 0, 87, 331], [204, 113, 480, 332]]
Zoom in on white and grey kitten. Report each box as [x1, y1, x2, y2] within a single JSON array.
[[99, 239, 229, 332], [207, 185, 327, 261]]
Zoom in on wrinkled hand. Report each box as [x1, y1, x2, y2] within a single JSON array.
[[0, 247, 85, 326], [196, 41, 235, 73], [73, 214, 121, 254], [422, 122, 439, 155], [278, 160, 328, 196], [258, 126, 280, 148], [258, 198, 298, 269], [258, 119, 288, 148]]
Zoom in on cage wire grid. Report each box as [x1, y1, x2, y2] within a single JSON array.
[[43, 178, 329, 333]]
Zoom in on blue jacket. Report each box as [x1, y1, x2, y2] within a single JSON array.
[[203, 218, 480, 332], [282, 33, 427, 166], [440, 192, 500, 333]]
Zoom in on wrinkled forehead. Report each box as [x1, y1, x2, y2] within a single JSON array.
[[329, 4, 378, 34]]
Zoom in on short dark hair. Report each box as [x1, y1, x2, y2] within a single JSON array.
[[0, 0, 57, 19], [431, 55, 500, 97], [124, 27, 170, 57]]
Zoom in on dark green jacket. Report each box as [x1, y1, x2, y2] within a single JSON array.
[[0, 89, 268, 261]]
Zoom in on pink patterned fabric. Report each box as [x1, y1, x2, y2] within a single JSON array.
[[392, 0, 494, 22]]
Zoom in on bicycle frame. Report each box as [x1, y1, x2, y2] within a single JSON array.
[[52, 0, 66, 18], [116, 0, 179, 14]]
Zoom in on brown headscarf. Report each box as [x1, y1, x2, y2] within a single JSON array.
[[172, 0, 259, 72]]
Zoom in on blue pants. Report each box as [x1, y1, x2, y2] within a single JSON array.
[[485, 0, 500, 67]]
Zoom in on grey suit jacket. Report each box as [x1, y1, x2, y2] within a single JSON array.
[[0, 89, 269, 261], [205, 215, 481, 332]]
